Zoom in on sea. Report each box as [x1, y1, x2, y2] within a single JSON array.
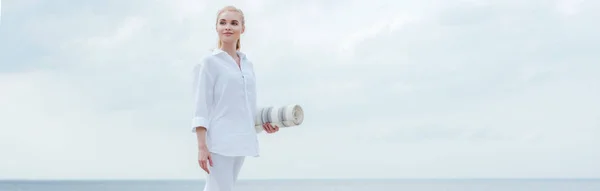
[[1, 179, 599, 191]]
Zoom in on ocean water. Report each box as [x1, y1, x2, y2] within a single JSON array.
[[1, 179, 599, 191]]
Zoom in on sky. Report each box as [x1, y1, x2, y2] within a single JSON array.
[[1, 0, 599, 180]]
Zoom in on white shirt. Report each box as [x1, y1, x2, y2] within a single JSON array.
[[191, 48, 259, 157]]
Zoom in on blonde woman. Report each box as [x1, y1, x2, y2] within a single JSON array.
[[191, 5, 280, 191]]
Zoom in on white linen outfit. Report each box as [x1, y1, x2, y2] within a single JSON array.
[[191, 48, 260, 191]]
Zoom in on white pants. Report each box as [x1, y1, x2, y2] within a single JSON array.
[[203, 152, 246, 191]]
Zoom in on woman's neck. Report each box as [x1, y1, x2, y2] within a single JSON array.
[[220, 43, 238, 59]]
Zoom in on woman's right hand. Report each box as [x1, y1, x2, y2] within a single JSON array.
[[198, 145, 213, 174]]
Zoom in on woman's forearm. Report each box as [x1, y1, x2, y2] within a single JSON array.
[[195, 127, 208, 148]]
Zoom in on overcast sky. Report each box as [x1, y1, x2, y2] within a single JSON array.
[[1, 0, 599, 180]]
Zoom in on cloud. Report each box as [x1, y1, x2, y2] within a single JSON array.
[[1, 0, 599, 179]]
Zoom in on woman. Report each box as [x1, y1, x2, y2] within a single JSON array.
[[191, 5, 279, 191]]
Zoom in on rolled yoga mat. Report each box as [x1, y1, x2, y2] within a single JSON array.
[[254, 104, 304, 133]]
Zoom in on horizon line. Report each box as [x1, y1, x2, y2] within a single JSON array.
[[2, 178, 599, 181]]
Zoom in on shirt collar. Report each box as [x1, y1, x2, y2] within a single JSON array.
[[212, 48, 247, 59]]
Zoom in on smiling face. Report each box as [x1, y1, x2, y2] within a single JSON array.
[[216, 8, 245, 50]]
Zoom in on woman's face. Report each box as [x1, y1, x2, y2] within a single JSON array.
[[216, 11, 244, 45]]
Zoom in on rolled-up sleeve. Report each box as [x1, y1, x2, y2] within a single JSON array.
[[191, 59, 214, 133]]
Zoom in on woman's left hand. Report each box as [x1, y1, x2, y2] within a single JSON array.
[[262, 123, 280, 134]]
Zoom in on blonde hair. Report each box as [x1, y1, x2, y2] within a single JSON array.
[[216, 6, 245, 50]]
